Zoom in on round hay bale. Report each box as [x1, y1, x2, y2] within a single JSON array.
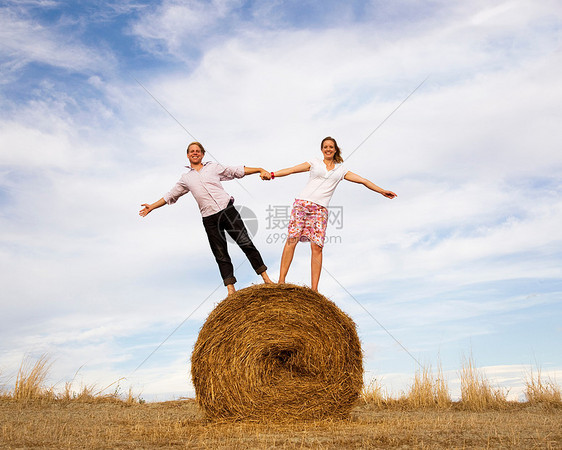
[[191, 283, 363, 421]]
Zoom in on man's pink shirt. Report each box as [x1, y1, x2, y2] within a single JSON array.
[[163, 161, 245, 217]]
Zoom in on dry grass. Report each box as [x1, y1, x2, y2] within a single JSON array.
[[361, 365, 452, 410], [1, 398, 560, 449], [360, 377, 386, 407], [1, 356, 561, 448], [460, 356, 508, 410], [13, 354, 54, 401], [404, 364, 452, 408], [525, 367, 562, 406], [4, 355, 139, 405]]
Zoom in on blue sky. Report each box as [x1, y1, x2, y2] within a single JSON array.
[[1, 0, 561, 401]]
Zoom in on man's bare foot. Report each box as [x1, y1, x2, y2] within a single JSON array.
[[227, 284, 236, 296], [261, 271, 275, 284]]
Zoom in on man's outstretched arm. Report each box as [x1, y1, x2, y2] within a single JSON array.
[[244, 166, 271, 179], [139, 198, 166, 217]]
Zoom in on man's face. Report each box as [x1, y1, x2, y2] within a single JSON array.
[[187, 144, 204, 164]]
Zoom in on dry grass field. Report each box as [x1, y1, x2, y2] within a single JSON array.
[[1, 357, 561, 449]]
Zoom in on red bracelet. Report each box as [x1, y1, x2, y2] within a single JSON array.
[[270, 172, 275, 179]]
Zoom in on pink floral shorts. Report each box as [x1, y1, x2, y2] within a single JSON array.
[[287, 199, 329, 247]]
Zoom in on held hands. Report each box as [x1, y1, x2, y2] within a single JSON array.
[[260, 169, 272, 180]]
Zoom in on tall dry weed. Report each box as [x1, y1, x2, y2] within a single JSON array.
[[60, 380, 101, 401], [361, 378, 387, 406], [525, 368, 561, 406], [460, 356, 507, 410], [13, 354, 54, 400], [60, 377, 133, 403], [4, 356, 140, 404], [434, 365, 451, 407], [406, 365, 451, 408], [0, 370, 6, 398]]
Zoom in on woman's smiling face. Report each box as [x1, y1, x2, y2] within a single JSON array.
[[321, 139, 335, 159]]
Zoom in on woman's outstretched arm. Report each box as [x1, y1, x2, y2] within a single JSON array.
[[262, 162, 311, 180], [344, 171, 397, 199]]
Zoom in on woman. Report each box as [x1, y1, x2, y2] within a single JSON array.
[[264, 136, 396, 291]]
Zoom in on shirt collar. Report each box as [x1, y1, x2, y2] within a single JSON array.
[[185, 161, 211, 170]]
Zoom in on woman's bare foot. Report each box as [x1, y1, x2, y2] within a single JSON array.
[[227, 284, 236, 296]]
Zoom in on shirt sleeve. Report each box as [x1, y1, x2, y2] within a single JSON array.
[[163, 176, 190, 205], [340, 165, 349, 180], [216, 164, 245, 181]]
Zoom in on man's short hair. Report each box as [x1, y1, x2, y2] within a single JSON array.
[[187, 141, 205, 154]]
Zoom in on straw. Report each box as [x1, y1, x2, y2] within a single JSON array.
[[191, 283, 363, 421]]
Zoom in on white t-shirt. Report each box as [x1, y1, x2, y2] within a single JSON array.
[[296, 158, 348, 208]]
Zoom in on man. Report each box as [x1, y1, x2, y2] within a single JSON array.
[[140, 141, 273, 296]]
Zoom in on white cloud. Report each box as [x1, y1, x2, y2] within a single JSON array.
[[0, 7, 115, 78], [130, 0, 246, 57]]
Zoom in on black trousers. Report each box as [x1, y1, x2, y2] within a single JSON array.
[[202, 200, 267, 286]]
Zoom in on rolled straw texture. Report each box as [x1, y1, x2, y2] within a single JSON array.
[[191, 283, 363, 421]]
